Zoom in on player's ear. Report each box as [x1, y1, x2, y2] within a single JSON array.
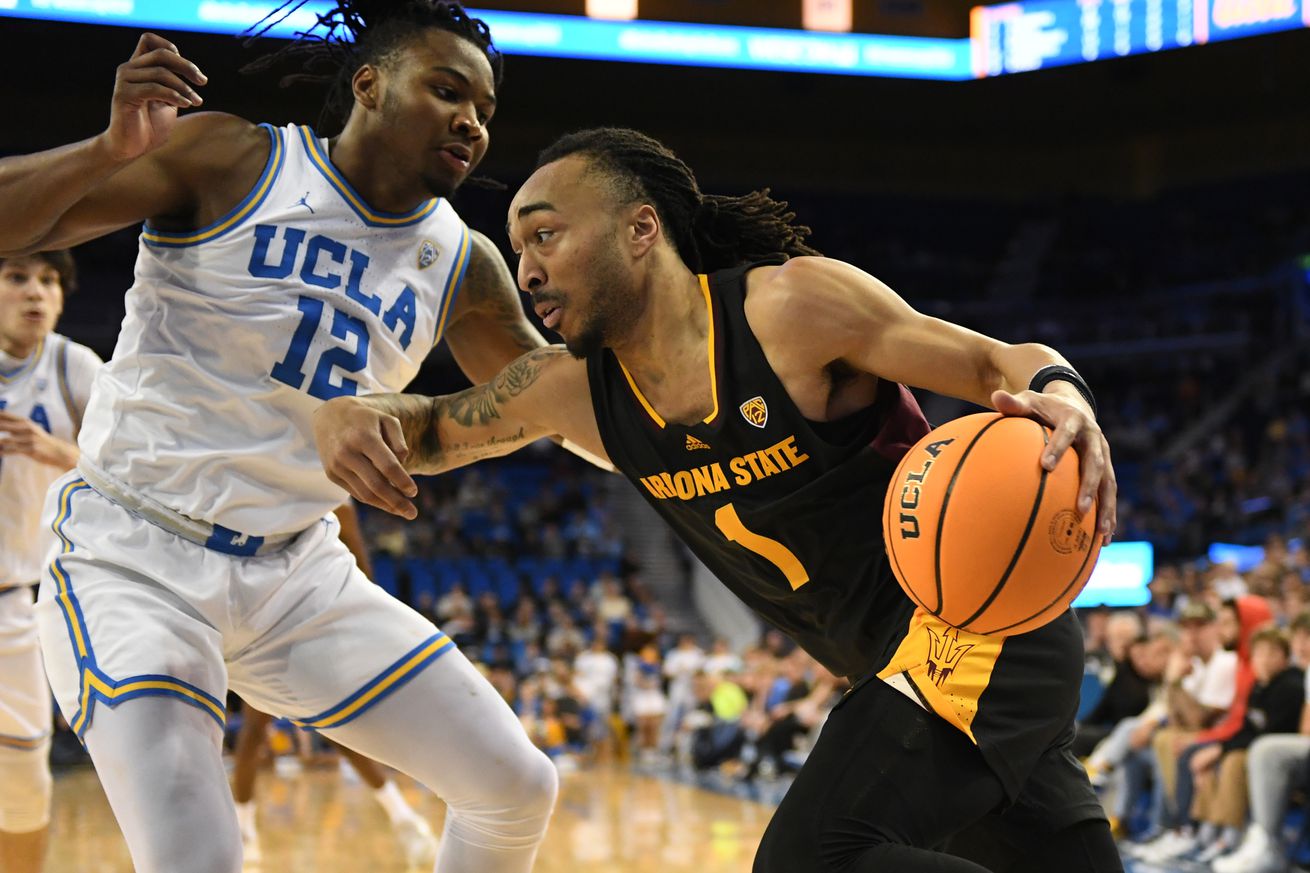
[[629, 204, 660, 258], [351, 64, 382, 112]]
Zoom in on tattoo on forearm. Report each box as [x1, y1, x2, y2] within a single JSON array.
[[407, 346, 565, 470], [441, 427, 529, 464]]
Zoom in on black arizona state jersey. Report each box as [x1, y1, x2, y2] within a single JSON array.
[[587, 261, 931, 679], [587, 261, 1089, 800]]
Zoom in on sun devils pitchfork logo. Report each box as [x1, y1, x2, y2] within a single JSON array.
[[925, 626, 973, 688]]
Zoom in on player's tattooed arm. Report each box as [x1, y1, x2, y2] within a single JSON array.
[[313, 346, 608, 519], [413, 346, 560, 466], [443, 230, 546, 382]]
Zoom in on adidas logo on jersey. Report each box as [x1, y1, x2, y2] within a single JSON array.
[[685, 434, 711, 451]]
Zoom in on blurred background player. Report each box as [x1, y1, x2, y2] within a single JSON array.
[[0, 249, 101, 873]]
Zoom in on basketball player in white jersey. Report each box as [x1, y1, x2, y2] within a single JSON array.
[[0, 250, 101, 873], [0, 4, 563, 872]]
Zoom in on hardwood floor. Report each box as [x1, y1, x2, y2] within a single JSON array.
[[46, 762, 771, 872]]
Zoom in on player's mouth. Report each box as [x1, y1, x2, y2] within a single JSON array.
[[437, 143, 472, 173], [21, 308, 45, 323], [535, 300, 563, 331]]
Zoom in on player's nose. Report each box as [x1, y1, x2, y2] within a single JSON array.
[[517, 251, 545, 293]]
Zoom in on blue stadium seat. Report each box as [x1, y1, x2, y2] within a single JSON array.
[[370, 554, 399, 598]]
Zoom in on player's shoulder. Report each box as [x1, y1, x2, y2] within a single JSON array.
[[743, 256, 869, 344], [152, 113, 271, 180], [745, 256, 867, 307]]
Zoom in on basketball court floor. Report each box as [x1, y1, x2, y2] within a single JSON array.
[[42, 757, 1226, 873], [45, 763, 771, 873]]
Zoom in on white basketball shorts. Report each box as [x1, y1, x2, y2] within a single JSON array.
[[36, 474, 455, 739]]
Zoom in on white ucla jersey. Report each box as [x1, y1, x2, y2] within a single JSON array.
[[79, 123, 473, 536], [0, 334, 101, 586]]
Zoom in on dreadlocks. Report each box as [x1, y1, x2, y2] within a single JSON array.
[[242, 0, 502, 135], [536, 128, 821, 274]]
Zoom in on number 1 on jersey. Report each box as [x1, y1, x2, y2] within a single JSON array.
[[714, 503, 810, 590]]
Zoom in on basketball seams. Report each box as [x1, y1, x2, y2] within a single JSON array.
[[932, 416, 1006, 616], [954, 421, 1051, 629], [976, 513, 1100, 636]]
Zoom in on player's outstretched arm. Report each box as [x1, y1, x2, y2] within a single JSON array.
[[0, 33, 261, 256], [750, 256, 1116, 542], [313, 346, 607, 519], [441, 231, 616, 473]]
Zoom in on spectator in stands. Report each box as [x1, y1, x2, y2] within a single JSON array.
[[1083, 607, 1112, 672], [627, 644, 668, 762], [508, 599, 541, 649], [661, 634, 705, 752], [703, 638, 744, 677], [1215, 611, 1310, 872], [1116, 602, 1236, 838], [544, 612, 587, 660], [687, 670, 749, 772], [573, 636, 620, 759], [435, 581, 472, 625], [1182, 628, 1305, 862], [741, 651, 816, 782], [1084, 626, 1179, 823], [1135, 595, 1274, 861], [1075, 626, 1173, 756]]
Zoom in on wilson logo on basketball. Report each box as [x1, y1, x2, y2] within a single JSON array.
[[685, 434, 712, 451], [739, 396, 768, 428], [1048, 510, 1090, 555], [417, 240, 439, 270]]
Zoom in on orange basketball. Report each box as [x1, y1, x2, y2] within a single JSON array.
[[882, 412, 1102, 636]]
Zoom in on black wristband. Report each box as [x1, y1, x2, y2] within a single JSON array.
[[1028, 365, 1097, 417]]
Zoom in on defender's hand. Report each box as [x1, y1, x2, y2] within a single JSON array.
[[313, 398, 419, 520], [103, 33, 207, 162], [992, 388, 1117, 545]]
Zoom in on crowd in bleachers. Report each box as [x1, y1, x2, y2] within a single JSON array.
[[1078, 531, 1310, 870]]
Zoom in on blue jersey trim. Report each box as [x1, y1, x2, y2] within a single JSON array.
[[296, 126, 440, 228], [291, 633, 455, 731], [47, 479, 228, 737]]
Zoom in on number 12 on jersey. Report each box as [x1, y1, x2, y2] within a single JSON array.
[[714, 503, 810, 590], [271, 296, 370, 400]]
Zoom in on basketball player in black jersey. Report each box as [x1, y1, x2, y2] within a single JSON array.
[[314, 128, 1123, 872]]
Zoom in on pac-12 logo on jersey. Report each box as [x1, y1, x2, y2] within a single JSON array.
[[739, 396, 768, 428], [418, 240, 439, 270]]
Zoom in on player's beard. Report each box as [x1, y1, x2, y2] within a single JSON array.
[[562, 239, 642, 360]]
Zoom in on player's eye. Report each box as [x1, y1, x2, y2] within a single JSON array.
[[534, 230, 554, 245]]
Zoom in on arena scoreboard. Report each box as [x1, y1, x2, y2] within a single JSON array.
[[971, 0, 1310, 75], [0, 0, 1305, 79]]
